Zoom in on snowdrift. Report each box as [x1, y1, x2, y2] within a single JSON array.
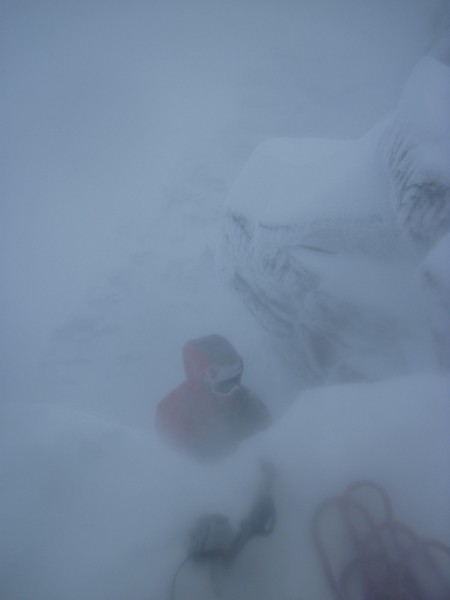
[[1, 374, 449, 599], [220, 39, 450, 385]]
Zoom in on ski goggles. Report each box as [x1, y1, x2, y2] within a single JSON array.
[[204, 361, 243, 396]]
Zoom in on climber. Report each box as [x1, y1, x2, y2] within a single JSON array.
[[156, 334, 270, 459]]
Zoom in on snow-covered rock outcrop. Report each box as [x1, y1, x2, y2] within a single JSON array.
[[220, 40, 450, 385], [382, 37, 450, 253]]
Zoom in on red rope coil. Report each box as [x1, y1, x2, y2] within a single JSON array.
[[312, 481, 450, 600]]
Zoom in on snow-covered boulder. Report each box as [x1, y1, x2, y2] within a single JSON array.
[[381, 36, 450, 253], [219, 42, 450, 385]]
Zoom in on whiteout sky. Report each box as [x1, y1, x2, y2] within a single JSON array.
[[1, 2, 450, 599], [2, 0, 446, 412]]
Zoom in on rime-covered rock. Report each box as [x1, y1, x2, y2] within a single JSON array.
[[219, 43, 450, 384], [381, 36, 450, 253]]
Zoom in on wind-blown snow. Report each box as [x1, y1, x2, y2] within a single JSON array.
[[2, 1, 450, 599], [1, 374, 449, 599]]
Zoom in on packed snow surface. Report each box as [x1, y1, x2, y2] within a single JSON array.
[[1, 374, 449, 600], [226, 127, 387, 225]]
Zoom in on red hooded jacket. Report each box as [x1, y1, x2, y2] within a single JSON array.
[[156, 335, 270, 458]]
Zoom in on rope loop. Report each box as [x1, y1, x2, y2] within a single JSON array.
[[313, 481, 450, 600]]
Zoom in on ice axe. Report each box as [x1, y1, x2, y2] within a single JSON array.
[[169, 460, 277, 600]]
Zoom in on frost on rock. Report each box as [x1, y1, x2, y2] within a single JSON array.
[[421, 232, 450, 369], [219, 44, 450, 385], [378, 37, 450, 371], [381, 37, 450, 253]]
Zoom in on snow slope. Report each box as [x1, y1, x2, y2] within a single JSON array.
[[1, 374, 449, 599]]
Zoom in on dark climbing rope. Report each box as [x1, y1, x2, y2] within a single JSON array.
[[169, 555, 194, 600], [312, 480, 450, 600]]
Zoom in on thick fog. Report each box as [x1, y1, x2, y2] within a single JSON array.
[[2, 1, 450, 599], [3, 0, 446, 412]]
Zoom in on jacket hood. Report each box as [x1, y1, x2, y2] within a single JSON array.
[[183, 334, 243, 386]]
